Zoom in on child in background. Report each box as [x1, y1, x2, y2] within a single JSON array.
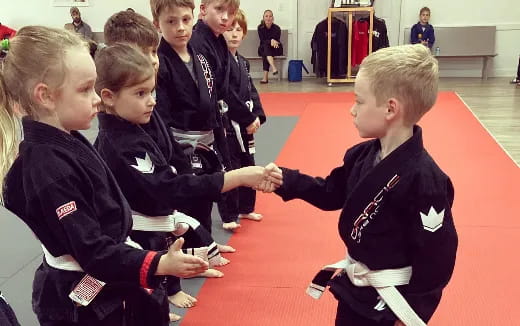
[[101, 10, 268, 320], [268, 44, 457, 325], [152, 0, 224, 244], [221, 9, 266, 231], [94, 43, 281, 321], [0, 26, 207, 326], [410, 7, 435, 49], [190, 0, 263, 231]]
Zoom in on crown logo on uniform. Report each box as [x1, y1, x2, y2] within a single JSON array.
[[420, 206, 445, 232], [131, 153, 155, 174]]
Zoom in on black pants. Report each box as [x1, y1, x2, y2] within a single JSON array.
[[259, 43, 283, 71], [232, 133, 256, 214], [217, 131, 257, 223], [39, 306, 125, 326], [0, 293, 20, 326], [335, 300, 395, 326], [516, 56, 520, 80]]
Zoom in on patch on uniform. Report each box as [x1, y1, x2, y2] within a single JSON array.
[[56, 201, 77, 220], [197, 54, 214, 98], [69, 274, 106, 306], [131, 153, 155, 174], [420, 206, 445, 232]]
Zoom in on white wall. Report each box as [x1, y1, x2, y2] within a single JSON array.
[[399, 0, 520, 77], [1, 0, 295, 33], [1, 0, 518, 77]]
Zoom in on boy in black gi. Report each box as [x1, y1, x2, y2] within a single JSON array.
[[266, 44, 458, 326], [189, 0, 261, 229], [221, 9, 266, 231], [1, 26, 208, 326]]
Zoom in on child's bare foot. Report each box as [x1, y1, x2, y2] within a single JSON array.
[[186, 268, 224, 278], [239, 212, 263, 221], [169, 313, 181, 322], [217, 243, 236, 253], [168, 291, 197, 308], [222, 222, 241, 231], [214, 256, 230, 267]]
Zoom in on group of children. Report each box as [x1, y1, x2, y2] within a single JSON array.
[[0, 0, 280, 325], [0, 0, 458, 325]]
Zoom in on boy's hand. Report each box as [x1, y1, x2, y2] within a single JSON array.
[[246, 117, 261, 134], [157, 238, 209, 277], [394, 320, 405, 326], [255, 163, 283, 193]]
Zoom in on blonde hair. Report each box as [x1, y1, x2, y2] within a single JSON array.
[[0, 26, 87, 200], [150, 0, 195, 23], [233, 9, 247, 37], [0, 75, 18, 203], [201, 0, 240, 13], [94, 43, 155, 112], [359, 44, 438, 125]]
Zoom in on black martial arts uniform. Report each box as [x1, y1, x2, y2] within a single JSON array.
[[223, 52, 267, 220], [95, 110, 224, 253], [0, 292, 20, 326], [95, 111, 224, 296], [156, 37, 225, 233], [257, 23, 284, 71], [372, 17, 390, 52], [3, 119, 168, 326], [191, 20, 258, 223], [156, 38, 219, 133], [311, 18, 348, 78], [275, 126, 458, 325]]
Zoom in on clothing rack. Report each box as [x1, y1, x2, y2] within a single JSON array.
[[327, 7, 374, 85]]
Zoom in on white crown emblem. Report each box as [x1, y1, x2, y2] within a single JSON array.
[[131, 153, 155, 174], [420, 206, 445, 232]]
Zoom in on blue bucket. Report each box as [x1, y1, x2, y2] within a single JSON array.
[[288, 60, 309, 82]]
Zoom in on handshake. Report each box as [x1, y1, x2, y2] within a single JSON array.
[[229, 162, 283, 193], [253, 162, 283, 193]]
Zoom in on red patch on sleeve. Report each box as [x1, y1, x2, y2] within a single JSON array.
[[140, 251, 157, 289], [56, 201, 77, 220]]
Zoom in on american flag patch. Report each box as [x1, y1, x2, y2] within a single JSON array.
[[56, 201, 77, 220]]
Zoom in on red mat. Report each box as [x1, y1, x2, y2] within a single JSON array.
[[182, 92, 519, 325]]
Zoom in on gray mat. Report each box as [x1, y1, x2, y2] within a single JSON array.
[[0, 116, 298, 325]]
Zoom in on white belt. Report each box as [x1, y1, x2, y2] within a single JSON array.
[[230, 99, 255, 153], [307, 255, 425, 326], [170, 127, 215, 148], [131, 210, 200, 232], [230, 120, 246, 153], [42, 237, 143, 272], [42, 238, 142, 306]]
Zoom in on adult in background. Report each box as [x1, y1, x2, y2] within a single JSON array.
[[257, 9, 283, 84], [68, 6, 93, 41], [66, 7, 96, 57]]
